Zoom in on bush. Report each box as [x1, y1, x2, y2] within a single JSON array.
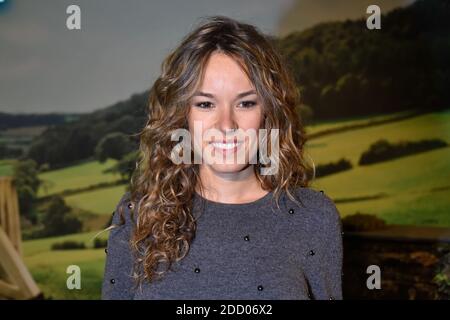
[[93, 238, 108, 248], [342, 212, 387, 232], [51, 240, 86, 250], [359, 138, 448, 165], [315, 158, 352, 178]]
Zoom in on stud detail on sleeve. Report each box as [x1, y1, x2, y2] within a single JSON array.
[[288, 208, 295, 214], [104, 248, 108, 254], [320, 190, 324, 194], [244, 235, 250, 241], [194, 268, 200, 273], [257, 285, 264, 291], [309, 250, 315, 256], [127, 202, 134, 210], [110, 279, 115, 284], [329, 296, 335, 300]]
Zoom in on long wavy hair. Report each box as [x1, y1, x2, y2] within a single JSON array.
[[127, 15, 312, 285]]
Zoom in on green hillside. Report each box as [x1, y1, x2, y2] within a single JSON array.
[[37, 159, 122, 197], [308, 109, 450, 226], [307, 109, 450, 164], [63, 185, 128, 215]]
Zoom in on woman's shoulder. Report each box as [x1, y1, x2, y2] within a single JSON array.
[[287, 186, 342, 229], [288, 186, 335, 207], [111, 191, 135, 226]]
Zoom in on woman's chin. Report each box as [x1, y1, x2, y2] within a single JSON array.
[[207, 163, 250, 173]]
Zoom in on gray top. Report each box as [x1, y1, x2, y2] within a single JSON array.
[[101, 187, 343, 300]]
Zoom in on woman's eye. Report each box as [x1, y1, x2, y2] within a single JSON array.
[[194, 101, 257, 109], [194, 101, 214, 109], [238, 101, 257, 108]]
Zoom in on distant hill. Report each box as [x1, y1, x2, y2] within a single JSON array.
[[273, 0, 450, 119], [26, 92, 148, 169], [0, 112, 82, 130], [25, 0, 450, 168]]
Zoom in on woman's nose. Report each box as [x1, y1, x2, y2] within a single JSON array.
[[217, 107, 238, 133]]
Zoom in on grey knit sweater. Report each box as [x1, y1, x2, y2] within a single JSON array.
[[101, 187, 343, 300]]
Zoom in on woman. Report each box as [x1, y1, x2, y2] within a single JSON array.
[[102, 15, 343, 300]]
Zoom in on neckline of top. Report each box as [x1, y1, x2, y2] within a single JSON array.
[[194, 189, 273, 209]]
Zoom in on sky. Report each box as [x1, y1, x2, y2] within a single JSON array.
[[0, 0, 413, 114]]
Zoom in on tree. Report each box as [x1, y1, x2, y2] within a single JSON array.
[[296, 103, 314, 125], [105, 150, 139, 182], [95, 132, 135, 162], [12, 159, 42, 224], [41, 196, 82, 237]]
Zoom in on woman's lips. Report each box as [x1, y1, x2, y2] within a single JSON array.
[[208, 140, 244, 154], [210, 140, 243, 148]]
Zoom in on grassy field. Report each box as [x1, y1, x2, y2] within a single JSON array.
[[307, 109, 450, 227], [306, 109, 450, 164], [23, 231, 109, 299], [311, 157, 450, 226], [310, 147, 450, 199], [26, 250, 106, 300], [63, 184, 128, 215], [37, 158, 121, 197], [11, 108, 450, 299], [0, 159, 14, 176], [23, 231, 108, 256]]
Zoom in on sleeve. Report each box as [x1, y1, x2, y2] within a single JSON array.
[[101, 192, 136, 300], [304, 192, 343, 300]]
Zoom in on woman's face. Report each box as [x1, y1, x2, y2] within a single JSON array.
[[187, 52, 264, 174]]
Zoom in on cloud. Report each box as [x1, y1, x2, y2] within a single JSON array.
[[0, 56, 42, 79], [0, 22, 50, 47]]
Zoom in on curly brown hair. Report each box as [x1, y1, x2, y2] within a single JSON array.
[[126, 15, 312, 285]]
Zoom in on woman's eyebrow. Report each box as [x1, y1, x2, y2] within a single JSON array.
[[192, 90, 256, 99]]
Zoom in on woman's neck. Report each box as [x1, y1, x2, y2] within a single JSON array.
[[196, 164, 268, 204]]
